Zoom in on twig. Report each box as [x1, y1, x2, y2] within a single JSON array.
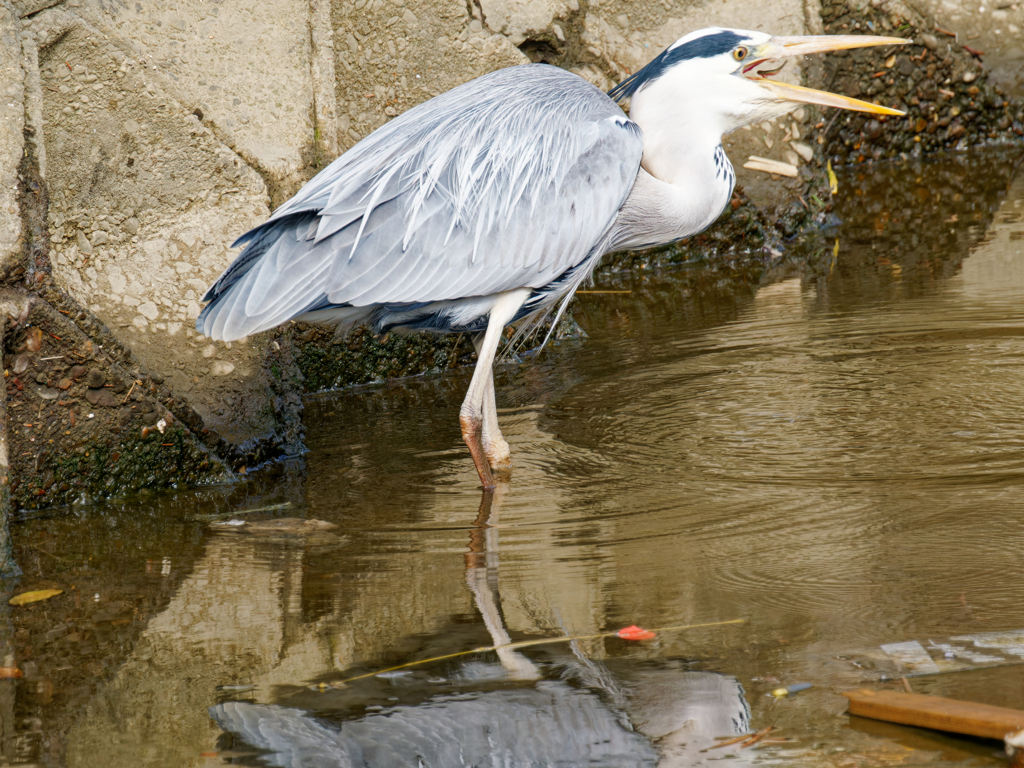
[[25, 544, 73, 563], [336, 618, 746, 685], [901, 676, 913, 693], [702, 732, 756, 752], [121, 379, 141, 405], [741, 727, 776, 749]]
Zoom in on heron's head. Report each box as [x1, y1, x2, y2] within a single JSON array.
[[610, 27, 907, 136]]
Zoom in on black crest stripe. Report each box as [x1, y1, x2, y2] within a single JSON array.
[[608, 30, 749, 102]]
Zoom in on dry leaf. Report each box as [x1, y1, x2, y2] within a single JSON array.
[[10, 589, 63, 606]]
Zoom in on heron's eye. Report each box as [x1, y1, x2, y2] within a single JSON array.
[[733, 46, 749, 61]]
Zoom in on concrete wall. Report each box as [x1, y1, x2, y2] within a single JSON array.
[[0, 0, 1021, 510]]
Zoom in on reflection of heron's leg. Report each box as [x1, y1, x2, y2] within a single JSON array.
[[465, 483, 538, 680], [460, 290, 527, 488], [473, 340, 512, 474]]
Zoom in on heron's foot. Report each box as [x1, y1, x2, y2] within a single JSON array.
[[460, 408, 495, 490]]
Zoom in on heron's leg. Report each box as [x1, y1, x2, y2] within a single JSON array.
[[460, 289, 529, 489], [473, 338, 512, 473]]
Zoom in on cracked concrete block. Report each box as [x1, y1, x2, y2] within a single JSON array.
[[479, 0, 580, 45], [330, 0, 527, 152], [11, 0, 60, 16], [75, 0, 319, 202], [0, 2, 24, 274], [30, 10, 288, 448]]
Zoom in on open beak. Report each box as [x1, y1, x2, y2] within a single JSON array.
[[744, 34, 910, 116]]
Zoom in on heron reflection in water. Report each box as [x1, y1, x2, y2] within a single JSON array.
[[198, 28, 905, 488], [211, 485, 755, 766]]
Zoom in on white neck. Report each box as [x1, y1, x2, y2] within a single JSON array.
[[610, 78, 739, 250]]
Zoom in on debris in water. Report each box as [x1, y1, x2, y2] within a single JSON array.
[[376, 670, 413, 679], [844, 688, 1024, 740], [703, 726, 776, 752], [770, 682, 812, 698], [216, 684, 256, 692], [191, 502, 294, 522], [617, 625, 656, 641], [10, 589, 62, 606], [0, 668, 22, 679]]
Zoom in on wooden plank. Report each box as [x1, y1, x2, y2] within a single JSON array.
[[844, 688, 1024, 740]]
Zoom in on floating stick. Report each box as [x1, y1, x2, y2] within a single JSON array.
[[333, 618, 746, 686]]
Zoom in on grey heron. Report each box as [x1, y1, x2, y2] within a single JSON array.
[[198, 27, 904, 489]]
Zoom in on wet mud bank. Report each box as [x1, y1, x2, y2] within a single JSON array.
[[2, 0, 1023, 514]]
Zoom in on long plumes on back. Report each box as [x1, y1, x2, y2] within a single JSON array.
[[198, 65, 643, 342]]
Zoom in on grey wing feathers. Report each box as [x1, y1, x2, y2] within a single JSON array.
[[199, 64, 643, 341]]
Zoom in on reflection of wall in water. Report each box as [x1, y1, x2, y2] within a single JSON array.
[[65, 529, 475, 767]]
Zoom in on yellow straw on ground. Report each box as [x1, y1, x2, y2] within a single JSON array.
[[335, 618, 746, 685]]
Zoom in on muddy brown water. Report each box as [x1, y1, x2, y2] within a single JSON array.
[[4, 148, 1024, 767]]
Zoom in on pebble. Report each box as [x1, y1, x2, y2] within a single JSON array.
[[76, 230, 93, 255], [70, 365, 87, 379], [920, 33, 938, 51], [57, 379, 72, 390], [86, 368, 106, 388], [85, 388, 118, 407], [963, 71, 977, 83], [790, 141, 814, 162], [12, 355, 29, 375]]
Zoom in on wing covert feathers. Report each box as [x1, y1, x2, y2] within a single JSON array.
[[198, 65, 643, 341]]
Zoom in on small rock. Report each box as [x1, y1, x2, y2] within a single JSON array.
[[863, 119, 883, 141], [141, 411, 158, 425], [12, 354, 29, 375], [123, 217, 140, 234], [150, 373, 164, 384], [90, 231, 109, 246], [70, 365, 87, 379], [30, 384, 59, 401], [202, 344, 216, 358], [57, 378, 72, 390], [25, 328, 43, 353], [34, 372, 47, 384], [963, 71, 977, 83], [211, 361, 235, 376], [76, 230, 93, 255], [921, 33, 938, 50], [85, 388, 118, 407], [789, 141, 814, 162], [86, 369, 106, 388]]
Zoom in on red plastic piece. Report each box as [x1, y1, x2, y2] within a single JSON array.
[[616, 625, 657, 641]]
